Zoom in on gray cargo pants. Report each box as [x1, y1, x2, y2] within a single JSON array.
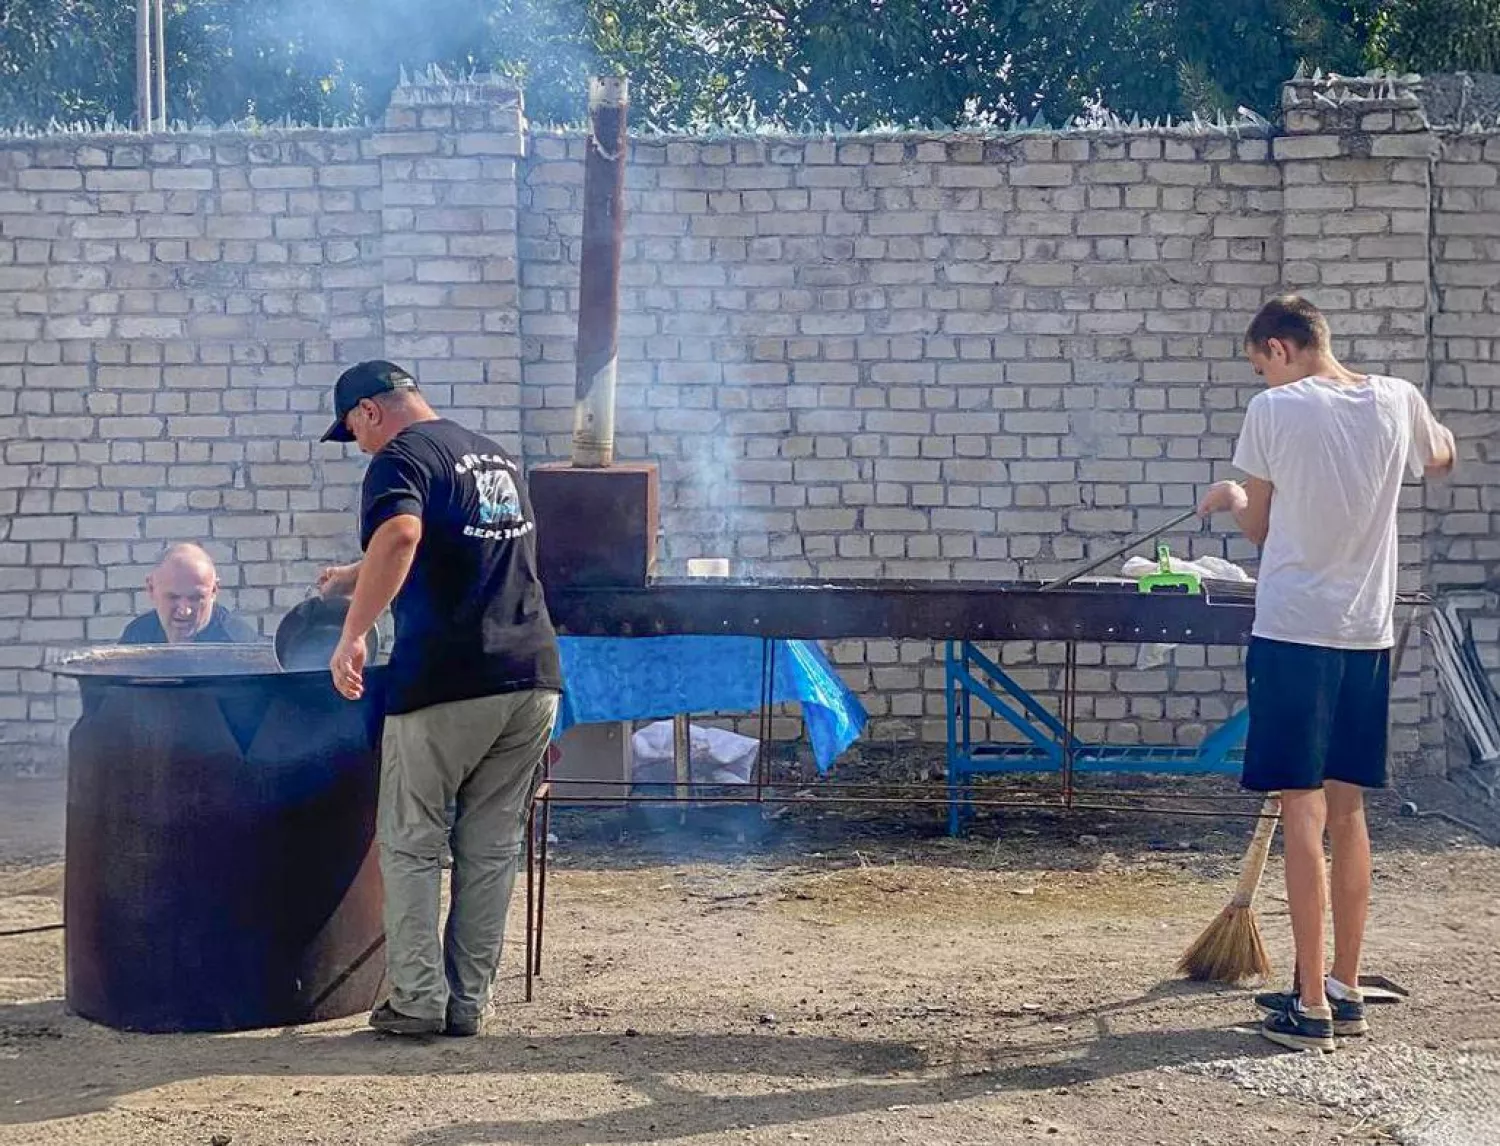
[[377, 688, 559, 1024]]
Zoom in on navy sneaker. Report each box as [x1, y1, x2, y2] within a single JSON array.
[[1260, 1000, 1336, 1053], [1256, 988, 1368, 1036]]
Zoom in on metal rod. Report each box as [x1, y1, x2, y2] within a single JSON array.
[[673, 712, 690, 820], [1063, 642, 1077, 809], [536, 789, 551, 976], [570, 76, 629, 468], [0, 922, 64, 938], [135, 0, 152, 131], [524, 802, 535, 1003], [539, 792, 1278, 819], [152, 0, 166, 130], [1041, 504, 1202, 592], [546, 775, 1262, 800]]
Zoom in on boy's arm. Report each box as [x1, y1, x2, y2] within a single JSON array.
[[1235, 477, 1273, 547], [1198, 478, 1272, 547], [1409, 384, 1456, 478], [1421, 422, 1456, 479], [1201, 393, 1273, 546]]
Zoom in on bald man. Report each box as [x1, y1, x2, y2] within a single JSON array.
[[119, 543, 258, 645]]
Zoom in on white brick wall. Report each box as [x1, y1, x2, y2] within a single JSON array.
[[0, 73, 1494, 773], [517, 127, 1281, 743]]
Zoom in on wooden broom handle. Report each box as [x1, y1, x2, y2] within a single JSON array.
[[1231, 796, 1282, 907]]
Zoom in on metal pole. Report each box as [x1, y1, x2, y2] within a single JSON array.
[[153, 0, 167, 130], [570, 76, 629, 468], [135, 0, 152, 131], [673, 712, 690, 821]]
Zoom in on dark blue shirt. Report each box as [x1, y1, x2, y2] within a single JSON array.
[[119, 605, 258, 645]]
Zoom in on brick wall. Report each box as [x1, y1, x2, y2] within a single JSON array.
[[0, 129, 384, 763], [0, 71, 1495, 773], [1431, 130, 1500, 699], [517, 128, 1280, 746]]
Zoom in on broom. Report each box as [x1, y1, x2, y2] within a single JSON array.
[[1176, 795, 1281, 983]]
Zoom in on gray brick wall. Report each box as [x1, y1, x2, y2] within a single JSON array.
[[517, 127, 1280, 745], [0, 72, 1495, 773], [1431, 130, 1500, 707], [0, 129, 385, 763]]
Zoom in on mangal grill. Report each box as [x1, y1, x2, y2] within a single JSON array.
[[526, 458, 1275, 812]]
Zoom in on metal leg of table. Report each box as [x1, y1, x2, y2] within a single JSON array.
[[945, 640, 963, 836], [524, 801, 536, 1003], [1062, 642, 1077, 810], [535, 787, 552, 977]]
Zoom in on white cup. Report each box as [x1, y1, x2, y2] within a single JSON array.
[[686, 557, 731, 578]]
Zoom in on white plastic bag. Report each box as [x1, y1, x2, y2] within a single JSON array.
[[629, 720, 759, 786], [1121, 554, 1253, 583]]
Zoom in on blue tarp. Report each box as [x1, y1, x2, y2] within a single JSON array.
[[553, 636, 867, 773]]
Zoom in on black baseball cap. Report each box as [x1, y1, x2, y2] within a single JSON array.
[[320, 360, 418, 442]]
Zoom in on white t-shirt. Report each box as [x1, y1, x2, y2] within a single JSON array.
[[1232, 374, 1445, 650]]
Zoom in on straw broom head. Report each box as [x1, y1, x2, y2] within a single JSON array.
[[1176, 796, 1281, 984]]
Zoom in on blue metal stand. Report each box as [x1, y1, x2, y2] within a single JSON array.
[[945, 639, 1247, 835]]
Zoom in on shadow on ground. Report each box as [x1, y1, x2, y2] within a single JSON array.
[[0, 976, 1282, 1139]]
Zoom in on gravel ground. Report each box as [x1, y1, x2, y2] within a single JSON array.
[[2, 777, 1498, 1145], [1171, 1045, 1500, 1146]]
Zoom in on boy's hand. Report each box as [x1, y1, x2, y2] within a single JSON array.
[[1198, 480, 1248, 517]]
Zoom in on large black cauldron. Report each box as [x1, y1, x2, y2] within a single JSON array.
[[49, 644, 387, 1033]]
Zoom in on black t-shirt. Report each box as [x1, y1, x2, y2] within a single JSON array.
[[119, 605, 258, 645], [360, 418, 562, 715]]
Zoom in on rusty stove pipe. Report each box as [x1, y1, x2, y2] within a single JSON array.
[[570, 76, 629, 468]]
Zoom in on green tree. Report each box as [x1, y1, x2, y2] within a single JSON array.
[[3, 0, 1500, 133], [0, 0, 137, 126], [1378, 0, 1500, 72]]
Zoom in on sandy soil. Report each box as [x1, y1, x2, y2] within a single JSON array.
[[1, 776, 1497, 1146]]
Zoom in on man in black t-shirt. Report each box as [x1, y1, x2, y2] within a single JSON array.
[[317, 359, 561, 1039], [120, 543, 258, 645]]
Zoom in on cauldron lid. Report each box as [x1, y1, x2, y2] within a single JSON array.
[[47, 643, 284, 680]]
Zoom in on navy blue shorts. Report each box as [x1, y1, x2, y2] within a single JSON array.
[[1242, 636, 1392, 793]]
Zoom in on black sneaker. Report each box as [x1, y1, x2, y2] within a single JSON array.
[[1260, 1001, 1336, 1053], [368, 1002, 443, 1037], [1255, 988, 1368, 1036], [443, 1009, 481, 1038]]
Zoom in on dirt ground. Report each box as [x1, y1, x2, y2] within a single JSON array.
[[1, 772, 1498, 1146]]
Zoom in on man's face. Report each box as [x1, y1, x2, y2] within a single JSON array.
[[346, 398, 382, 455], [147, 561, 218, 643], [1245, 339, 1304, 388]]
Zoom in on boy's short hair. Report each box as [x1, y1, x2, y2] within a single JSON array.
[[1245, 294, 1331, 353]]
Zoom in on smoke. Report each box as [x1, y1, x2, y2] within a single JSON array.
[[1, 0, 605, 130], [675, 432, 745, 576]]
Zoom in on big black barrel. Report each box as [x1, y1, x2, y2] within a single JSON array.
[[51, 645, 387, 1033]]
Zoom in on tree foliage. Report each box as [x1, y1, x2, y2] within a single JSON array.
[[1, 0, 1497, 131], [1378, 0, 1500, 72]]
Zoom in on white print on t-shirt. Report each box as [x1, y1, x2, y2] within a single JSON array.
[[1232, 374, 1445, 651], [454, 452, 518, 476], [463, 520, 536, 541], [473, 466, 522, 526], [452, 452, 525, 531]]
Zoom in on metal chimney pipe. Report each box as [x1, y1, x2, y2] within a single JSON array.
[[153, 0, 167, 130], [135, 0, 152, 130], [570, 76, 629, 468]]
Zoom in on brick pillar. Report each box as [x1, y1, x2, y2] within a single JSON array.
[[1275, 72, 1439, 763], [375, 72, 526, 451]]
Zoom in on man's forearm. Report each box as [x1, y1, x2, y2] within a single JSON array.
[[342, 518, 420, 640]]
